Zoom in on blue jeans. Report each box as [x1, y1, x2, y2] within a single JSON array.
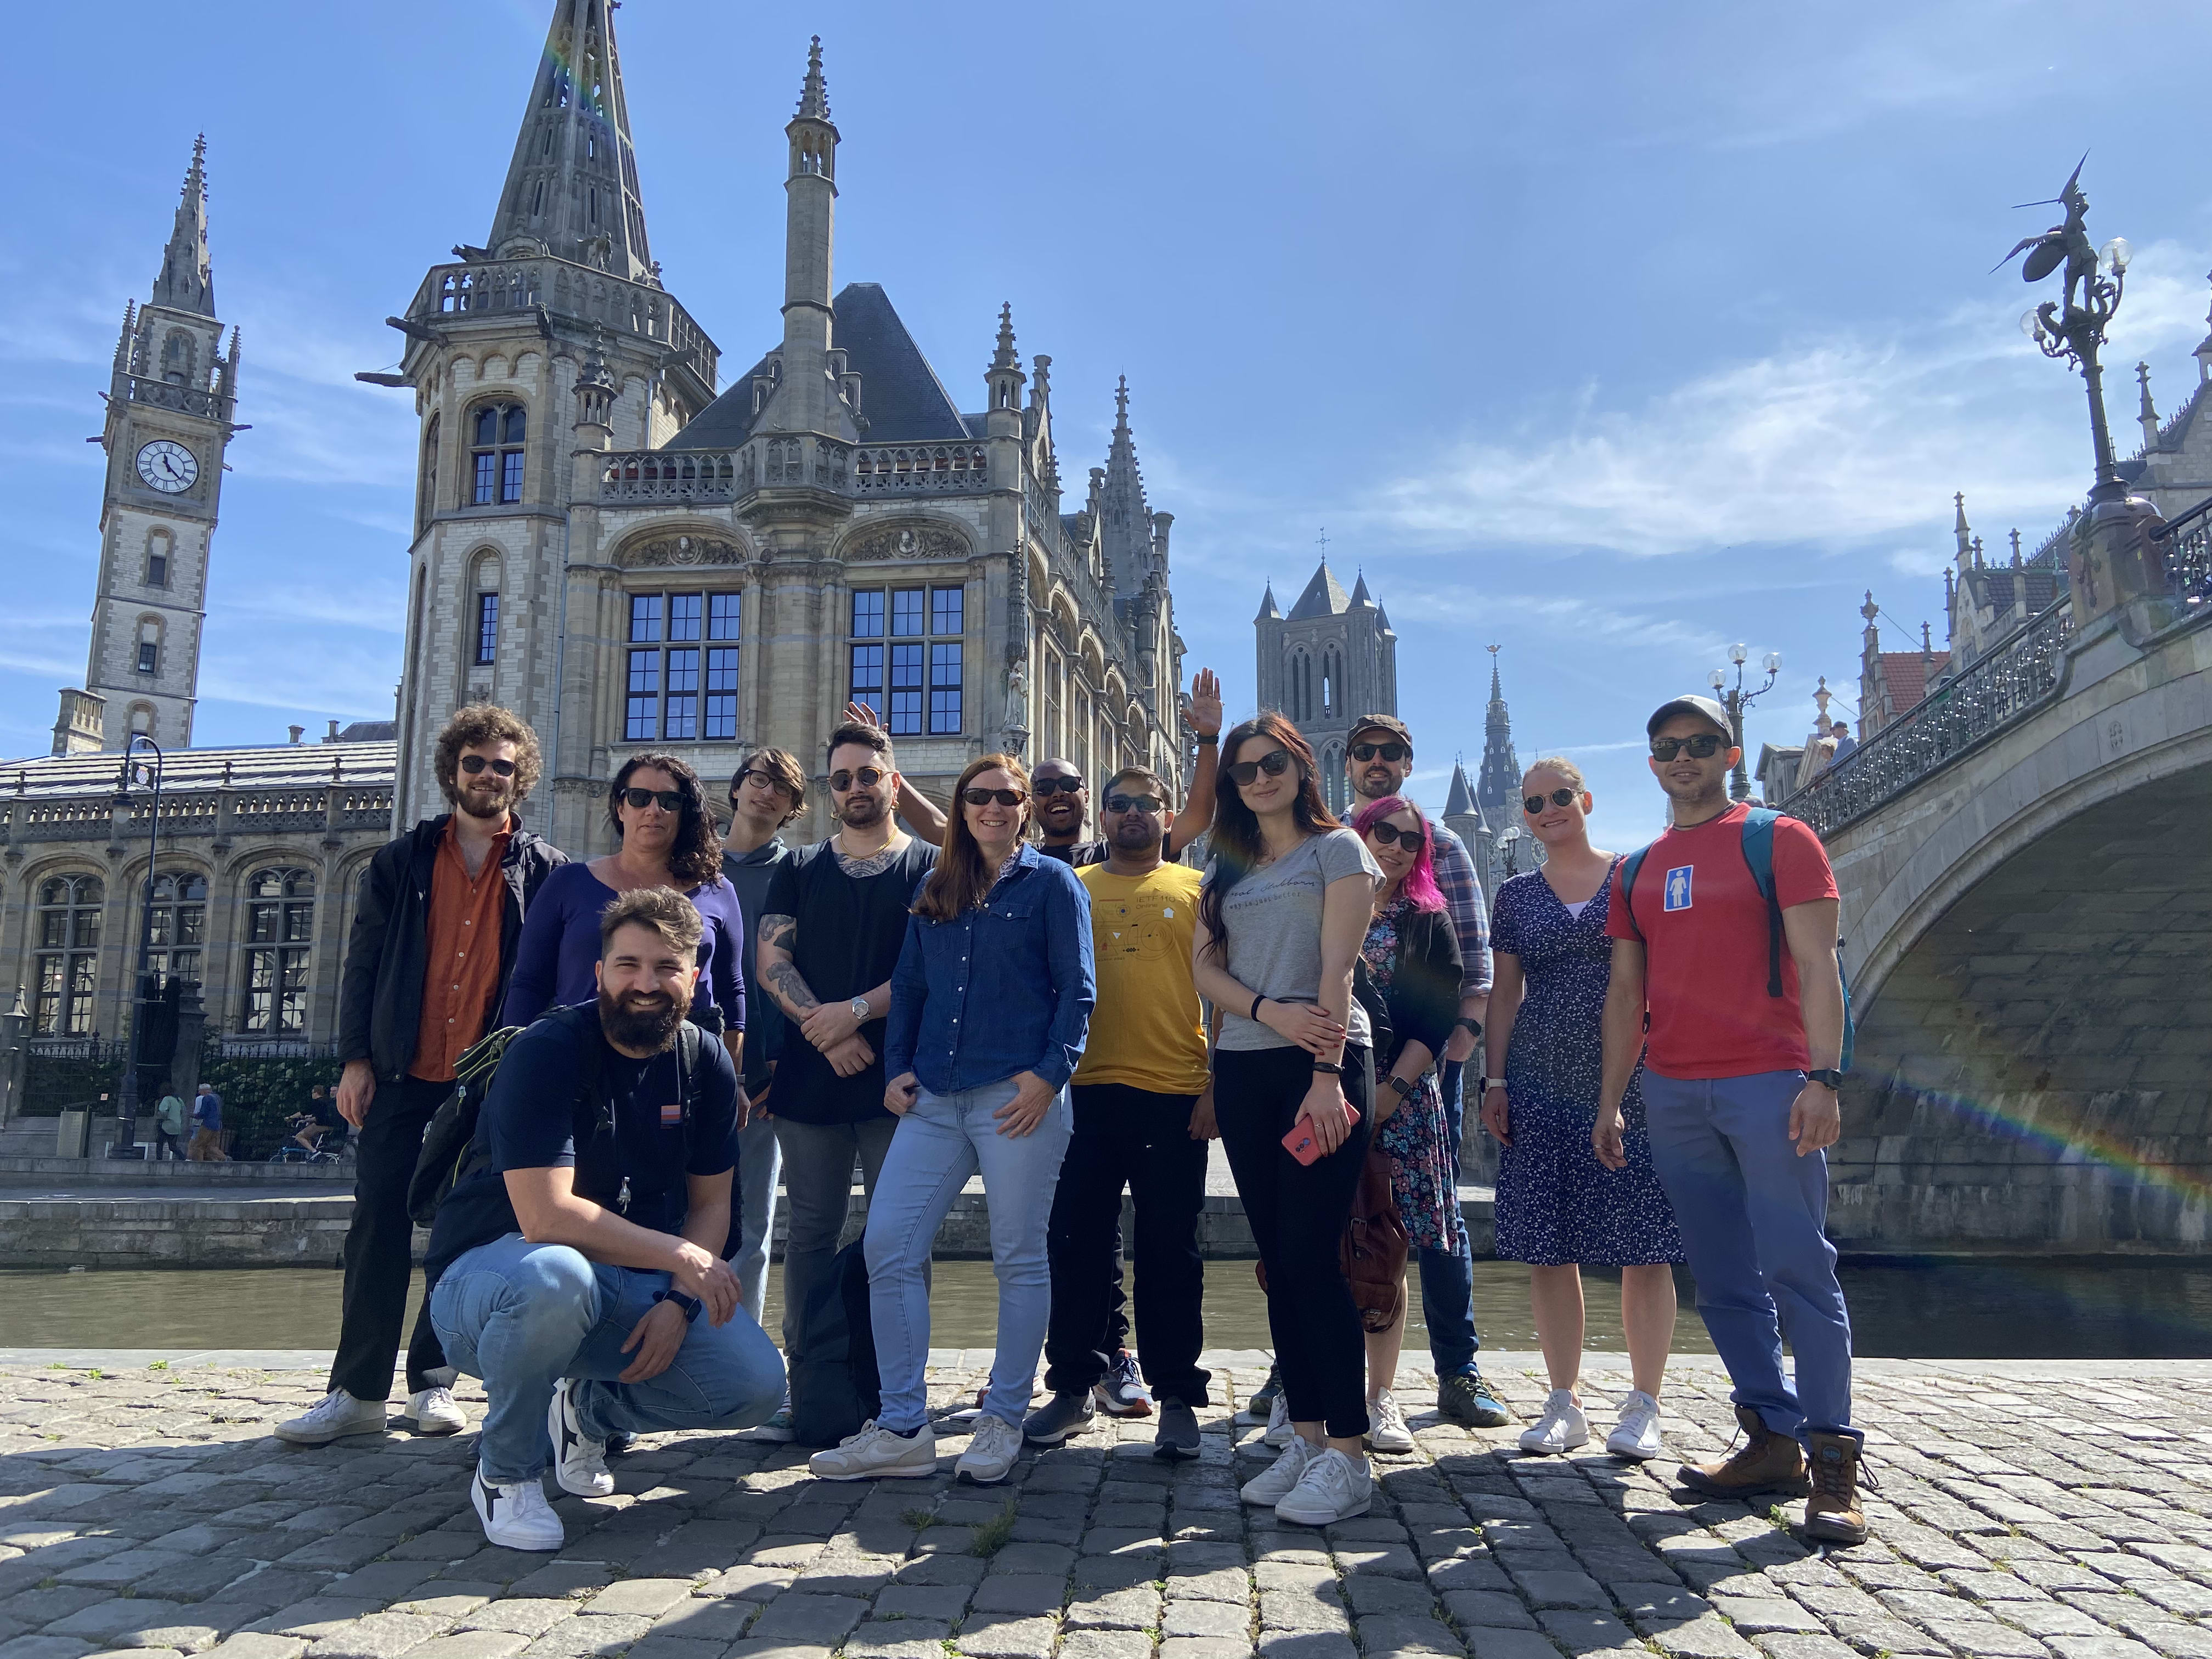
[[1415, 1058, 1481, 1378], [1640, 1069, 1857, 1446], [429, 1234, 787, 1483], [864, 1077, 1072, 1434], [728, 1114, 782, 1324]]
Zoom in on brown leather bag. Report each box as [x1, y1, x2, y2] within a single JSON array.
[[1341, 1144, 1409, 1331]]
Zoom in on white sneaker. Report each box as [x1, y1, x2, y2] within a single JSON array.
[[1365, 1390, 1415, 1454], [1606, 1390, 1664, 1460], [273, 1389, 387, 1444], [1275, 1446, 1374, 1526], [1519, 1389, 1590, 1455], [809, 1419, 938, 1481], [402, 1386, 466, 1436], [548, 1379, 614, 1497], [1262, 1389, 1295, 1448], [1239, 1434, 1318, 1506], [957, 1415, 1023, 1485], [471, 1466, 562, 1551]]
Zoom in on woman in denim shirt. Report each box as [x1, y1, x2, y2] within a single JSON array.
[[808, 754, 1094, 1488]]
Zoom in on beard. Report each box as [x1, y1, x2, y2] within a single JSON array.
[[1109, 817, 1162, 853], [1356, 769, 1400, 800], [456, 778, 514, 821], [598, 985, 689, 1053], [839, 792, 887, 828]]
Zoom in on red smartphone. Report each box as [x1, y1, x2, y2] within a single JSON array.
[[1283, 1104, 1359, 1165]]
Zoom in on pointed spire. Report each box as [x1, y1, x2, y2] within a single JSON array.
[[488, 0, 654, 281], [2010, 528, 2023, 567], [797, 34, 831, 120], [1098, 374, 1154, 598], [2198, 267, 2212, 384], [1114, 374, 1131, 433], [114, 300, 136, 370], [1350, 571, 1373, 606], [1256, 583, 1280, 622], [992, 303, 1019, 371], [1953, 491, 1972, 572], [221, 324, 242, 404], [2137, 360, 2161, 450], [150, 134, 215, 316], [1972, 534, 1985, 569], [1443, 759, 1479, 823], [1475, 646, 1521, 832]]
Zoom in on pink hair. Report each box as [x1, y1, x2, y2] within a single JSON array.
[[1351, 795, 1444, 913]]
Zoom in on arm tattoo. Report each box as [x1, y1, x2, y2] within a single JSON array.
[[759, 913, 797, 950], [764, 960, 820, 1017]]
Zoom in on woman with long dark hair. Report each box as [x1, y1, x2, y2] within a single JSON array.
[[1346, 795, 1463, 1455], [809, 754, 1094, 1488], [1191, 713, 1382, 1527], [503, 754, 747, 1057]]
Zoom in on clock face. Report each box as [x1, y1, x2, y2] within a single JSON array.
[[136, 440, 199, 494]]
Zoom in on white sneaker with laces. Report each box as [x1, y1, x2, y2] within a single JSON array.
[[1239, 1434, 1318, 1506], [809, 1419, 939, 1480], [1606, 1390, 1664, 1460], [273, 1389, 387, 1445], [403, 1386, 466, 1436], [1365, 1390, 1415, 1454], [471, 1465, 562, 1551], [957, 1414, 1023, 1485], [1519, 1389, 1590, 1455], [1262, 1389, 1294, 1448], [1274, 1446, 1374, 1526], [548, 1379, 614, 1497]]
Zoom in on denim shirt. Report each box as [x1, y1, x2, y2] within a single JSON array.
[[885, 843, 1095, 1094]]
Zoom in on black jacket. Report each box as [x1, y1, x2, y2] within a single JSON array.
[[337, 814, 568, 1082], [1374, 904, 1463, 1074]]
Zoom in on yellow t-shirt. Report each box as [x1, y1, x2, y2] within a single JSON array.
[[1074, 862, 1210, 1094]]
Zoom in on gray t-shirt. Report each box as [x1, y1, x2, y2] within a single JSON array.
[[1207, 828, 1384, 1053]]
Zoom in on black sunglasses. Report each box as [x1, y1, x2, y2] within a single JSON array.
[[1365, 820, 1425, 848], [961, 787, 1028, 807], [1351, 742, 1408, 763], [1650, 734, 1729, 761], [829, 766, 887, 791], [460, 754, 516, 777], [1032, 775, 1086, 795], [1104, 793, 1164, 815], [1523, 788, 1579, 815], [619, 786, 684, 812], [1226, 749, 1296, 787]]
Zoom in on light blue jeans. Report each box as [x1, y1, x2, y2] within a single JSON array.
[[430, 1233, 787, 1483], [864, 1077, 1072, 1434], [731, 1115, 782, 1323]]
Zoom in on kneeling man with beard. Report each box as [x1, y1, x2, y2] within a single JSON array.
[[425, 887, 785, 1550]]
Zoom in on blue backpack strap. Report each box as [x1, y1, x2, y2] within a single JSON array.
[[1739, 809, 1785, 999]]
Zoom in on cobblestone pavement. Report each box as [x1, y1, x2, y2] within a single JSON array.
[[2, 1353, 2209, 1659]]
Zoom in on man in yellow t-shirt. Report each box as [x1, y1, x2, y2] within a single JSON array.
[[1023, 767, 1213, 1460]]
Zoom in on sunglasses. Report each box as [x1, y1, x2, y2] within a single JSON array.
[[1226, 749, 1296, 787], [961, 787, 1028, 807], [829, 766, 887, 791], [1523, 788, 1579, 815], [1104, 793, 1164, 815], [459, 755, 516, 777], [1366, 821, 1425, 849], [1032, 775, 1086, 796], [1351, 742, 1408, 763], [1650, 734, 1729, 761], [619, 786, 685, 812]]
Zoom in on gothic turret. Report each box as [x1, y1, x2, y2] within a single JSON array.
[[1473, 647, 1522, 832], [1097, 375, 1156, 599], [150, 136, 215, 317]]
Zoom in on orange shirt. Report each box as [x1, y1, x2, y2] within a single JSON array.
[[409, 817, 514, 1083]]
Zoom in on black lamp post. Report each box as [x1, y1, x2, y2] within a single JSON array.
[[2004, 161, 2131, 505], [1709, 644, 1781, 802], [110, 735, 163, 1158]]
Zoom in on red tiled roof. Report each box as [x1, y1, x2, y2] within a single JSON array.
[[1877, 650, 1950, 713]]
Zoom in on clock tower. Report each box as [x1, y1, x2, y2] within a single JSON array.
[[56, 136, 241, 755]]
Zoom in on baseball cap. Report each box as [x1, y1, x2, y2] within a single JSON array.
[[1348, 713, 1414, 750], [1645, 695, 1734, 739]]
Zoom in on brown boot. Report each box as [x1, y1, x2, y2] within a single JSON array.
[[1803, 1432, 1870, 1543], [1679, 1405, 1809, 1498]]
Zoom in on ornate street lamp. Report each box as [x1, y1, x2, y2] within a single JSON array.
[[1710, 644, 1781, 801], [109, 736, 163, 1158], [2002, 158, 2131, 504]]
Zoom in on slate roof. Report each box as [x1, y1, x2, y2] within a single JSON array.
[[1443, 761, 1481, 827], [3, 740, 397, 799], [1965, 567, 2063, 617], [1286, 561, 1352, 620]]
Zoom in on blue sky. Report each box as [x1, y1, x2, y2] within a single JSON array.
[[8, 0, 2212, 840]]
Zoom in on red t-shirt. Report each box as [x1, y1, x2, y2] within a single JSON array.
[[1605, 803, 1838, 1080]]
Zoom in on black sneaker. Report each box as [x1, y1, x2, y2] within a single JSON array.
[[1437, 1370, 1511, 1429], [1241, 1362, 1282, 1425], [1154, 1397, 1201, 1460], [1022, 1390, 1096, 1446]]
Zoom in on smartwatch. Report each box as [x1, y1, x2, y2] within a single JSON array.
[[1806, 1068, 1846, 1091], [1386, 1075, 1416, 1099], [1483, 1077, 1507, 1091], [849, 996, 872, 1022], [1195, 732, 1218, 745], [653, 1289, 704, 1324]]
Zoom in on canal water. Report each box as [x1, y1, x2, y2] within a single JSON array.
[[3, 1259, 2209, 1358]]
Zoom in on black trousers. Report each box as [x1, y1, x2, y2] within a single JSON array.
[[329, 1075, 450, 1401], [1214, 1043, 1373, 1441], [1042, 1084, 1211, 1405]]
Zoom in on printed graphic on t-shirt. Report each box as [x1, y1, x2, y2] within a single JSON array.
[[1099, 895, 1176, 962], [1664, 866, 1693, 911], [658, 1100, 682, 1126]]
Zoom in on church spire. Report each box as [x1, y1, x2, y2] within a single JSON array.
[[150, 135, 215, 317], [797, 33, 831, 120], [1098, 373, 1155, 597], [1474, 645, 1522, 832], [754, 36, 854, 439], [487, 0, 654, 281]]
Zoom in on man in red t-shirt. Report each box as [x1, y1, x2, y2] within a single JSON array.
[[1596, 695, 1867, 1544]]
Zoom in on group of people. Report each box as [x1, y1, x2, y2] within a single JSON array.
[[263, 679, 1870, 1554]]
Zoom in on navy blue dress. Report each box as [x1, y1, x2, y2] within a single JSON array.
[[1489, 862, 1682, 1268]]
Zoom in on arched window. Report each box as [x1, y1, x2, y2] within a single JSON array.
[[145, 529, 171, 589], [420, 415, 440, 528], [128, 703, 155, 737], [471, 552, 504, 668], [33, 875, 103, 1035], [243, 867, 315, 1034], [137, 617, 162, 675], [470, 403, 527, 505], [161, 330, 193, 386], [145, 872, 208, 986]]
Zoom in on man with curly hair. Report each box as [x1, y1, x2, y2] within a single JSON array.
[[277, 705, 568, 1446]]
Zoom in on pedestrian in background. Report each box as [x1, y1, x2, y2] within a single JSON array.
[[154, 1088, 187, 1161], [188, 1082, 227, 1160]]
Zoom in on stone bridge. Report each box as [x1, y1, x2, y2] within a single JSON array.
[[1793, 510, 2212, 1251]]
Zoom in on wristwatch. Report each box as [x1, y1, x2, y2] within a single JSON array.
[[1483, 1077, 1507, 1091], [653, 1289, 704, 1324], [1195, 732, 1218, 745], [1386, 1075, 1416, 1099], [849, 996, 872, 1022], [1806, 1068, 1846, 1091]]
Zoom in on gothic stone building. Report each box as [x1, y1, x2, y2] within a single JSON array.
[[1254, 561, 1396, 816]]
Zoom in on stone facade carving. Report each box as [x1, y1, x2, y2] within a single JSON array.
[[846, 524, 969, 562], [620, 534, 746, 568]]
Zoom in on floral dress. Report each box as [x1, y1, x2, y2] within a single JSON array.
[[1489, 862, 1683, 1267], [1360, 896, 1462, 1253]]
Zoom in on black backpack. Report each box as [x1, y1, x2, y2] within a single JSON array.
[[787, 1239, 881, 1448]]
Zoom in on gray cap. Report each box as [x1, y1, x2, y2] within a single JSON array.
[[1646, 694, 1734, 739]]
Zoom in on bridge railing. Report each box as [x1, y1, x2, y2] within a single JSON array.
[[1793, 600, 2074, 838], [2151, 493, 2212, 607]]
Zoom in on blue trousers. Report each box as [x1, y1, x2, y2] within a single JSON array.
[[1640, 1069, 1858, 1445], [1414, 1058, 1481, 1378], [727, 1114, 782, 1324], [430, 1234, 787, 1483]]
